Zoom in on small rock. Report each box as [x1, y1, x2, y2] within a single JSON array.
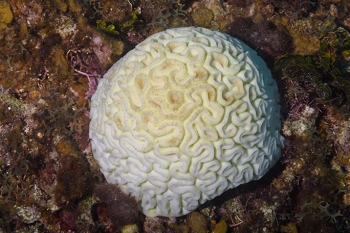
[[192, 8, 214, 27], [186, 211, 208, 233]]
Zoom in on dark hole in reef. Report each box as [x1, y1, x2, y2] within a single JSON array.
[[226, 17, 293, 66]]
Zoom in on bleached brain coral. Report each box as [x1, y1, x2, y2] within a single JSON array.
[[89, 27, 284, 217]]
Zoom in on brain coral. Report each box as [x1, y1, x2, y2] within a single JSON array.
[[89, 27, 284, 217]]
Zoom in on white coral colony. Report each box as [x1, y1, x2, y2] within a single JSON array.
[[89, 27, 284, 217]]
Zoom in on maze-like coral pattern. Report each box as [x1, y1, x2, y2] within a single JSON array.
[[89, 27, 284, 217]]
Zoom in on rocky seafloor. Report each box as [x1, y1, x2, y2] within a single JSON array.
[[1, 0, 350, 232]]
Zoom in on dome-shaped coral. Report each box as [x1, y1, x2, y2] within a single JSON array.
[[89, 27, 284, 217]]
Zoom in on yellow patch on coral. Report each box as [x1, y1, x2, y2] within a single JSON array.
[[53, 0, 67, 12], [0, 1, 13, 30], [293, 34, 320, 55], [281, 223, 298, 233], [211, 220, 228, 233], [55, 137, 79, 156]]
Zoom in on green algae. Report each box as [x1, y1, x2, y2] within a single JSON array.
[[96, 19, 119, 35], [95, 9, 140, 35], [275, 40, 350, 116]]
